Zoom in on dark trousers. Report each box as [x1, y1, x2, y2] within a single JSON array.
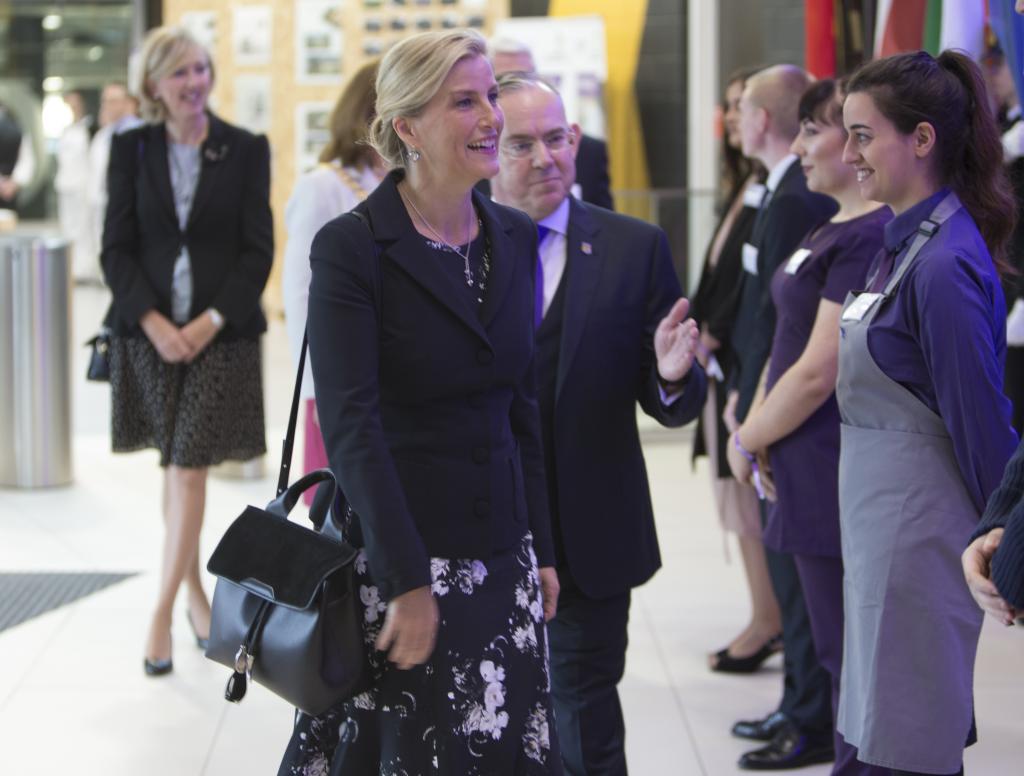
[[794, 554, 887, 776], [548, 567, 631, 776], [1004, 344, 1024, 434], [761, 504, 832, 740]]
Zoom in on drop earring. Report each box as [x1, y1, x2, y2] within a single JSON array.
[[407, 146, 421, 163]]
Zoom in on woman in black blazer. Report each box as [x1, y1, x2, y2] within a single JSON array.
[[100, 26, 273, 676], [690, 68, 782, 673], [278, 30, 561, 775]]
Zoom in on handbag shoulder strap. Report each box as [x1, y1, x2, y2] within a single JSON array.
[[276, 207, 381, 496]]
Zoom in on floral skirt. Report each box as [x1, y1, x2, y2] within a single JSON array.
[[278, 532, 561, 776]]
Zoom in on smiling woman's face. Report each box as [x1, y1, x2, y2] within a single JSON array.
[[151, 44, 212, 124], [842, 90, 923, 210]]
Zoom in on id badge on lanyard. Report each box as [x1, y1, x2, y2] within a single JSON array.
[[841, 293, 883, 322]]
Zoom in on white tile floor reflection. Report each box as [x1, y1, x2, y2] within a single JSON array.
[[0, 285, 1019, 775]]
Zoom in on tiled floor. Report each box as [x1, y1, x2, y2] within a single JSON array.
[[0, 284, 1019, 775]]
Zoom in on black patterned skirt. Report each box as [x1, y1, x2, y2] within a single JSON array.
[[108, 335, 266, 468], [278, 532, 561, 776]]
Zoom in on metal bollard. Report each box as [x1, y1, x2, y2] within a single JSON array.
[[0, 235, 73, 487]]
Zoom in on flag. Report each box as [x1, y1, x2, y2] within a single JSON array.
[[874, 0, 988, 59], [805, 0, 836, 77]]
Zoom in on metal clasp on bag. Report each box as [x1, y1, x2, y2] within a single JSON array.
[[234, 644, 255, 680]]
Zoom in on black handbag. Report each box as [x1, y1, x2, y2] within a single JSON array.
[[204, 332, 368, 715], [85, 330, 111, 382]]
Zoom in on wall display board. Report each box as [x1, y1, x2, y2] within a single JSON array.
[[165, 0, 509, 312]]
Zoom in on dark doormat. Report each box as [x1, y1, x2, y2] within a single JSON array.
[[0, 572, 137, 634]]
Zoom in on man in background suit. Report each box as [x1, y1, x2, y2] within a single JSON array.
[[491, 72, 706, 775], [486, 37, 614, 210], [725, 65, 839, 770]]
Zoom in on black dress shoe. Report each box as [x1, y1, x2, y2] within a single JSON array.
[[710, 634, 783, 673], [738, 726, 834, 771], [143, 657, 173, 677], [732, 710, 791, 741]]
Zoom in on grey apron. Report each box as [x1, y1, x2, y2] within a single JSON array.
[[835, 193, 983, 774]]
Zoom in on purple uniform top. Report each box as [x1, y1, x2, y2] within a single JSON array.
[[865, 188, 1018, 514], [763, 207, 892, 556]]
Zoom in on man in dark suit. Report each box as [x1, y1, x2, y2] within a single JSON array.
[[490, 72, 706, 776], [725, 65, 839, 771], [487, 37, 614, 210]]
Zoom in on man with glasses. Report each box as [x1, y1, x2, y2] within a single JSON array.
[[490, 71, 706, 775]]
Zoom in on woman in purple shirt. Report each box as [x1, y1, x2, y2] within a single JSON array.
[[836, 51, 1017, 776], [727, 79, 890, 775]]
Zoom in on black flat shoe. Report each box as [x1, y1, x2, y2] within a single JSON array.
[[732, 710, 791, 741], [186, 609, 210, 651], [738, 726, 834, 771], [143, 657, 173, 677], [710, 633, 783, 674]]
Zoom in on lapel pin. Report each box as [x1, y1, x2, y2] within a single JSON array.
[[581, 241, 592, 255]]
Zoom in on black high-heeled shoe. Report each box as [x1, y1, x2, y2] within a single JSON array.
[[186, 610, 210, 651], [143, 657, 173, 677], [709, 633, 783, 674]]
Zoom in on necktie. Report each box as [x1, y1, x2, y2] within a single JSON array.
[[535, 225, 551, 328]]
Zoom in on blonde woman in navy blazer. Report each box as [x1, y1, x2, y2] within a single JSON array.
[[278, 30, 562, 775], [101, 26, 272, 677]]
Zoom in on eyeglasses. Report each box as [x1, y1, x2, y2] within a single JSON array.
[[501, 128, 575, 159]]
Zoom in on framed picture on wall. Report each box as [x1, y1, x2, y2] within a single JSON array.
[[295, 0, 344, 84], [295, 101, 334, 173]]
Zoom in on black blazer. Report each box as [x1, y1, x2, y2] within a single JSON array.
[[690, 183, 761, 477], [547, 198, 706, 599], [729, 160, 837, 420], [101, 114, 274, 338], [575, 134, 613, 211], [307, 171, 555, 601]]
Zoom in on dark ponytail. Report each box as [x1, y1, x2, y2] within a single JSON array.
[[847, 50, 1016, 271]]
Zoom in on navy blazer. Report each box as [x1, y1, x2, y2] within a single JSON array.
[[575, 134, 613, 211], [101, 114, 273, 338], [548, 198, 706, 599], [307, 171, 555, 600], [730, 160, 837, 420]]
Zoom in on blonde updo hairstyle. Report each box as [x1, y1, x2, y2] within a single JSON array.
[[368, 29, 489, 169], [134, 25, 216, 123]]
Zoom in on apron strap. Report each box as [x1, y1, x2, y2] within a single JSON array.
[[882, 191, 962, 297]]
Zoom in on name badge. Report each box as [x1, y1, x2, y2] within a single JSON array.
[[841, 293, 883, 322], [742, 243, 759, 275], [784, 248, 812, 275], [743, 183, 767, 209]]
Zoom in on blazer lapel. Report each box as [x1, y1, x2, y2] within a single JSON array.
[[476, 191, 515, 329], [144, 125, 177, 227], [556, 198, 603, 400], [366, 173, 488, 342], [187, 113, 228, 229]]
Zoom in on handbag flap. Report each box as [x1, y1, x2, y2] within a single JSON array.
[[207, 506, 358, 610]]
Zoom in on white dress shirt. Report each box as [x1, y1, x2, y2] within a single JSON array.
[[536, 195, 571, 319]]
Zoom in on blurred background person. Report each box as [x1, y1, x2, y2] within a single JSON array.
[[727, 78, 890, 775], [88, 81, 142, 278], [282, 58, 385, 505], [101, 25, 273, 678], [56, 90, 97, 282], [689, 67, 782, 676], [0, 101, 34, 211]]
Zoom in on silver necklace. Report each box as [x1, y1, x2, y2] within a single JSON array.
[[402, 187, 475, 286]]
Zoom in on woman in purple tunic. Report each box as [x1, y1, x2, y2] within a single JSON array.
[[727, 79, 890, 775], [836, 52, 1018, 776]]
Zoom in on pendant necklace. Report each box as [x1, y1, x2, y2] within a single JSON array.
[[402, 186, 475, 286]]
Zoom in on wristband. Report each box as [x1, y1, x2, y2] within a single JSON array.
[[207, 307, 225, 329], [733, 433, 766, 501]]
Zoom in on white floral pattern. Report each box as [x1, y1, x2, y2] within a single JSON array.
[[280, 533, 559, 775]]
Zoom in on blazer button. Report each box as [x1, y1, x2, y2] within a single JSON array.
[[474, 499, 490, 518], [472, 446, 488, 464], [476, 349, 494, 365]]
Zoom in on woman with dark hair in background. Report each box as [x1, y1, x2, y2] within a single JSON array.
[[838, 50, 1018, 776], [690, 67, 783, 674], [727, 78, 890, 774], [282, 58, 385, 502]]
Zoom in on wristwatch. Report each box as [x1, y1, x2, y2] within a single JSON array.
[[207, 307, 225, 329]]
